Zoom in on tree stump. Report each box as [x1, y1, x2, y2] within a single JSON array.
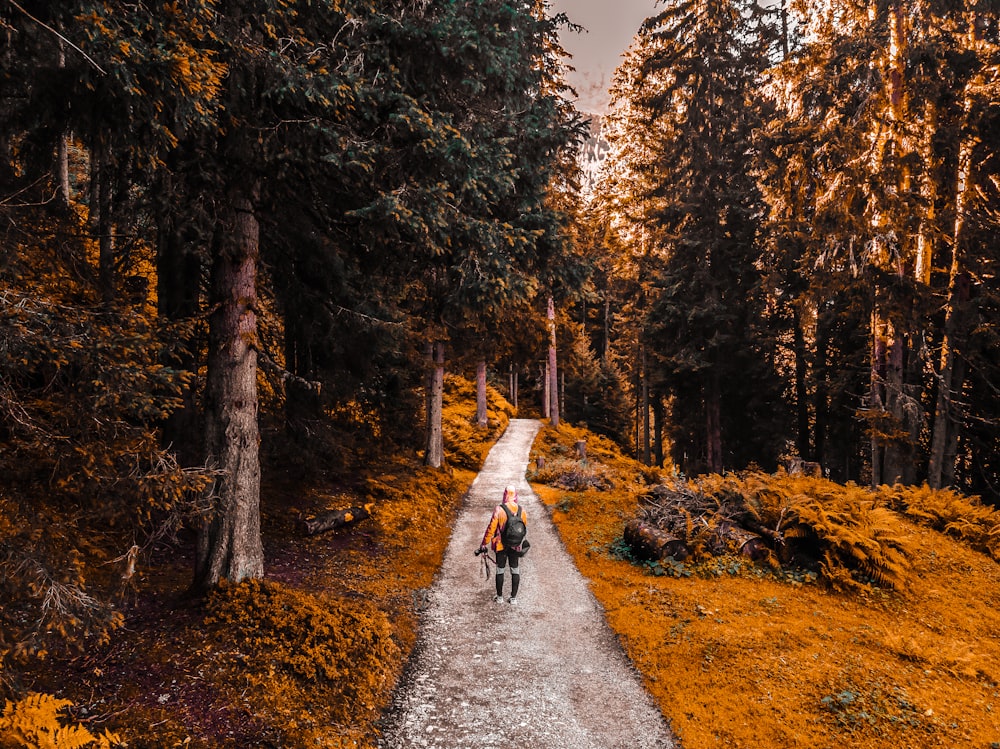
[[303, 504, 372, 536], [536, 456, 545, 470], [575, 440, 587, 460]]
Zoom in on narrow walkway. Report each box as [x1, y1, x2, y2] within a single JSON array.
[[378, 419, 675, 749]]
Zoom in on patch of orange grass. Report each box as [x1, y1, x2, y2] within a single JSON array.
[[532, 424, 1000, 749], [282, 380, 512, 747]]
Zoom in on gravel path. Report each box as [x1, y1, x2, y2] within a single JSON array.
[[377, 419, 676, 749]]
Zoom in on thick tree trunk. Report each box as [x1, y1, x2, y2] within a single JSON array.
[[476, 359, 488, 427], [193, 180, 264, 592], [547, 296, 559, 427], [424, 340, 445, 468]]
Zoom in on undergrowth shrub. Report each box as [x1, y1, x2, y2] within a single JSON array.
[[441, 375, 513, 470], [204, 579, 398, 726], [530, 456, 616, 491], [636, 473, 916, 592], [878, 484, 1000, 560], [0, 692, 121, 748]]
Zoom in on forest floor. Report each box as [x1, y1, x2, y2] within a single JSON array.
[[530, 423, 1000, 749], [13, 389, 1000, 749]]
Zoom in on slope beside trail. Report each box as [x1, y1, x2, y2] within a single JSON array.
[[377, 419, 676, 749]]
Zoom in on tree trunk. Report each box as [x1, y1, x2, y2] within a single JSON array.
[[92, 136, 115, 306], [929, 272, 971, 488], [424, 340, 445, 468], [652, 394, 664, 468], [603, 298, 610, 362], [814, 312, 828, 470], [792, 305, 811, 459], [193, 178, 264, 593], [942, 337, 968, 488], [547, 296, 559, 427], [54, 40, 72, 212], [57, 137, 71, 212], [915, 99, 938, 286], [157, 209, 203, 467], [882, 323, 908, 485], [476, 359, 488, 427], [870, 305, 888, 487], [542, 361, 550, 420], [706, 372, 723, 474], [929, 13, 980, 487], [640, 345, 650, 465]]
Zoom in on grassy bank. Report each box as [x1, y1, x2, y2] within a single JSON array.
[[530, 422, 1000, 749]]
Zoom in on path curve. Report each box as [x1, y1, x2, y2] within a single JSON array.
[[377, 419, 675, 749]]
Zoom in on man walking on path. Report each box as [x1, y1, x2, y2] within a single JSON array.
[[378, 419, 675, 749], [479, 484, 527, 604]]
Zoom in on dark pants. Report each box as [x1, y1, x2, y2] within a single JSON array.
[[495, 549, 521, 598]]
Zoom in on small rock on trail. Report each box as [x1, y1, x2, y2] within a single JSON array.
[[377, 419, 676, 749]]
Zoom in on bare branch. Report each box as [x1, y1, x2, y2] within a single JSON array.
[[8, 0, 107, 75]]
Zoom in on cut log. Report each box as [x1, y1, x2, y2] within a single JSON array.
[[624, 519, 690, 561], [303, 504, 372, 536], [707, 522, 771, 561]]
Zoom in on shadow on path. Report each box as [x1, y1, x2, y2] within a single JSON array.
[[378, 419, 675, 749]]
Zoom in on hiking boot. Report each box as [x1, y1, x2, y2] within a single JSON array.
[[493, 595, 504, 604], [508, 597, 518, 606]]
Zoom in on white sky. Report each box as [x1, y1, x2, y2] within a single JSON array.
[[548, 0, 661, 114]]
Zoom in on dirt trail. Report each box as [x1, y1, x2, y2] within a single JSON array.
[[377, 419, 676, 749]]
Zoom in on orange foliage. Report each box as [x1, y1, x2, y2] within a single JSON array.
[[0, 693, 122, 748], [532, 423, 1000, 749], [440, 374, 514, 470], [15, 377, 512, 747]]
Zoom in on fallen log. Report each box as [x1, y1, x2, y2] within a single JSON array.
[[624, 519, 690, 561], [303, 504, 373, 536]]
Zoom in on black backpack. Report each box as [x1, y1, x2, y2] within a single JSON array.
[[501, 504, 527, 549]]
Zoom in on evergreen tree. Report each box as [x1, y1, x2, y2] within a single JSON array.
[[631, 0, 786, 473]]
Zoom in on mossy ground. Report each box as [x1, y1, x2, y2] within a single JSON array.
[[530, 422, 1000, 749]]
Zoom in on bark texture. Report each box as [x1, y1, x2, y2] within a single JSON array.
[[194, 179, 264, 592], [476, 359, 488, 427], [424, 340, 445, 468], [547, 296, 559, 427]]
